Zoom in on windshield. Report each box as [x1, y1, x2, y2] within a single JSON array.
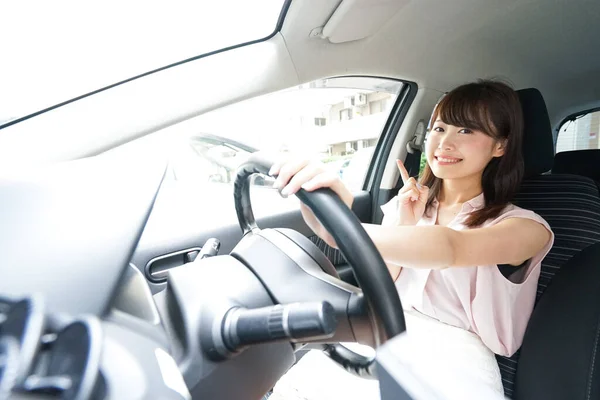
[[0, 1, 287, 126], [119, 76, 403, 194]]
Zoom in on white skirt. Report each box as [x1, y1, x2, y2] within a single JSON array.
[[268, 310, 504, 400]]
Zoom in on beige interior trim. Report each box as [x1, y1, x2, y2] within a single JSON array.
[[322, 0, 410, 43]]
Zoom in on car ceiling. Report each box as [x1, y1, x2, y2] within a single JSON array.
[[281, 0, 600, 126]]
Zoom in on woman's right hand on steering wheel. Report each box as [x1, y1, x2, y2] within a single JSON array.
[[268, 153, 353, 248]]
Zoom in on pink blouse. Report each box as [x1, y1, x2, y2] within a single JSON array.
[[381, 193, 554, 357]]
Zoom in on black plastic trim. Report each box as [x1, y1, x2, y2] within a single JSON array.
[[556, 106, 600, 141], [366, 81, 418, 218], [350, 191, 372, 222], [0, 0, 293, 131], [373, 188, 399, 225]]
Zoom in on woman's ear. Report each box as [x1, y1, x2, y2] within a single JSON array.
[[493, 139, 507, 157]]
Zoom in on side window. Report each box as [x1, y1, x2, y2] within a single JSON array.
[[556, 110, 600, 153], [419, 152, 428, 175], [173, 77, 403, 193]]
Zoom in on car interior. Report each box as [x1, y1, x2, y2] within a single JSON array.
[[1, 0, 600, 399]]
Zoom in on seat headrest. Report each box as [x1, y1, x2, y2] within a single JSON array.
[[517, 88, 555, 177], [553, 150, 600, 181]]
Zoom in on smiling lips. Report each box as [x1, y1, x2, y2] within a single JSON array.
[[435, 155, 463, 165]]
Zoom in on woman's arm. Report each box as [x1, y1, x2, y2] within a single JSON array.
[[269, 156, 550, 271], [361, 217, 551, 269]]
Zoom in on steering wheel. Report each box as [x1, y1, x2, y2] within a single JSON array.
[[233, 154, 406, 377]]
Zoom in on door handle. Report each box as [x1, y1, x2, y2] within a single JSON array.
[[145, 247, 201, 283]]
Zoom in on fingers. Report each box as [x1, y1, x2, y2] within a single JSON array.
[[396, 159, 410, 184], [399, 176, 429, 204], [268, 152, 292, 177], [397, 159, 429, 202], [280, 162, 324, 197], [267, 152, 353, 207], [417, 184, 429, 204], [268, 153, 344, 198], [300, 170, 337, 191], [268, 156, 285, 177], [399, 187, 421, 204], [399, 177, 417, 194], [271, 156, 311, 191]]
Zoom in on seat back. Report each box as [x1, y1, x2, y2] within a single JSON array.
[[554, 149, 600, 191], [516, 241, 600, 400], [495, 89, 600, 399]]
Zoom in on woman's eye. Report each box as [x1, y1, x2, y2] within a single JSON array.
[[459, 128, 473, 134], [433, 127, 444, 133]]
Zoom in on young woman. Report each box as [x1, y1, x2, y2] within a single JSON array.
[[266, 80, 554, 399]]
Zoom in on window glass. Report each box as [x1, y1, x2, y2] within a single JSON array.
[[125, 77, 403, 217], [178, 77, 402, 191], [0, 0, 287, 126], [556, 110, 600, 153], [419, 152, 428, 175]]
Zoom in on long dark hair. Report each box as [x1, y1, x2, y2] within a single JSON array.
[[420, 80, 524, 227]]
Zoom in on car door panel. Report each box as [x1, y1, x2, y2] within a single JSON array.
[[131, 185, 373, 293]]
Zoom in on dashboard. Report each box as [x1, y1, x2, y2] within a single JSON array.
[[0, 152, 194, 399], [0, 151, 296, 399], [0, 149, 375, 400], [0, 153, 166, 315]]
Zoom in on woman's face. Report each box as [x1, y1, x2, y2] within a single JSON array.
[[425, 119, 505, 180]]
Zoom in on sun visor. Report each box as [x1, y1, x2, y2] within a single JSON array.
[[322, 0, 409, 43]]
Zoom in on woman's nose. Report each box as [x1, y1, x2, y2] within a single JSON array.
[[438, 133, 455, 150]]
